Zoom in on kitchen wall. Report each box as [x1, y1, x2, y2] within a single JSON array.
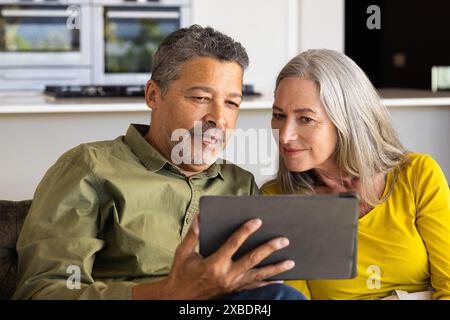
[[0, 112, 151, 200], [2, 104, 449, 200], [191, 0, 344, 93]]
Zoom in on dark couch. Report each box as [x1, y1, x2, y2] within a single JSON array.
[[0, 200, 32, 300]]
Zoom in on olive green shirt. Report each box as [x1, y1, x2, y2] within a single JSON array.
[[13, 124, 258, 300]]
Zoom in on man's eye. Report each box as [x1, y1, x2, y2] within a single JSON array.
[[190, 96, 210, 103], [272, 113, 285, 120], [226, 101, 239, 108]]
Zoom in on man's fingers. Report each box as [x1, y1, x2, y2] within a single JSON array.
[[235, 280, 281, 293], [214, 218, 262, 260], [176, 214, 199, 258], [233, 237, 290, 273], [240, 260, 295, 286]]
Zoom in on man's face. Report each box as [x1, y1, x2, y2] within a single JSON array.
[[145, 56, 244, 174]]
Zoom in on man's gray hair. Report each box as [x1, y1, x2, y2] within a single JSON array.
[[151, 24, 249, 94]]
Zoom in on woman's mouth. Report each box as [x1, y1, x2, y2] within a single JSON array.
[[282, 147, 308, 156]]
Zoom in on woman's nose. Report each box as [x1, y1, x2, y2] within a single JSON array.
[[279, 122, 299, 145]]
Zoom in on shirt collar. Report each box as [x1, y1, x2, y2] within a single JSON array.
[[124, 124, 224, 180], [124, 124, 168, 172]]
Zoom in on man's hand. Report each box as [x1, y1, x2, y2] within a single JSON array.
[[133, 215, 294, 300]]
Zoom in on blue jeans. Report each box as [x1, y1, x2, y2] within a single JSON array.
[[224, 283, 307, 300]]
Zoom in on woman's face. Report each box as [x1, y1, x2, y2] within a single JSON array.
[[272, 77, 338, 173]]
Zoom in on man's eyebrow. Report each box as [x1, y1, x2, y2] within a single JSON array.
[[186, 86, 214, 93], [186, 86, 243, 99], [273, 106, 283, 112], [272, 105, 316, 113], [228, 92, 243, 100]]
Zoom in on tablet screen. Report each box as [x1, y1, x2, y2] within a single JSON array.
[[199, 193, 359, 280]]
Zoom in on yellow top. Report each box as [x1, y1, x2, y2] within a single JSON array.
[[262, 153, 450, 300]]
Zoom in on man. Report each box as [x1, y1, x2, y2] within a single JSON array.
[[13, 25, 304, 300]]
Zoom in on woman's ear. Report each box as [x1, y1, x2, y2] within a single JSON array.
[[145, 80, 160, 110]]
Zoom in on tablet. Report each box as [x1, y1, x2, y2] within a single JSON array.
[[199, 193, 359, 280]]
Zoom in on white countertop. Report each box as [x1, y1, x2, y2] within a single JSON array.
[[2, 88, 450, 114], [0, 91, 274, 114]]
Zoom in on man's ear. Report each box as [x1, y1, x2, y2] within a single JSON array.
[[145, 80, 161, 110]]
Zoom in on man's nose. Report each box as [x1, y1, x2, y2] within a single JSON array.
[[205, 101, 227, 130], [279, 121, 298, 144]]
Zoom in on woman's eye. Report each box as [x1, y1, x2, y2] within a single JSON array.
[[299, 116, 314, 124], [272, 113, 285, 120]]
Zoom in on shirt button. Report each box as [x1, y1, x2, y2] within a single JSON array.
[[185, 216, 192, 224]]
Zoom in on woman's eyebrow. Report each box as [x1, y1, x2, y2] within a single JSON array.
[[272, 106, 316, 114], [293, 108, 316, 114]]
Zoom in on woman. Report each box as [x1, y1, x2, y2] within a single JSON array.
[[262, 49, 450, 300]]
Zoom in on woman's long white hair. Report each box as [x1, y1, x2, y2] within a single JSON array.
[[268, 49, 408, 206]]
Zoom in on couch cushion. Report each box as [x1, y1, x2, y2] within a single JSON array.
[[0, 200, 32, 300]]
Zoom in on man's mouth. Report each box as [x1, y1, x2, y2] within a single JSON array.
[[201, 136, 222, 149], [188, 122, 225, 151], [200, 129, 224, 147]]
